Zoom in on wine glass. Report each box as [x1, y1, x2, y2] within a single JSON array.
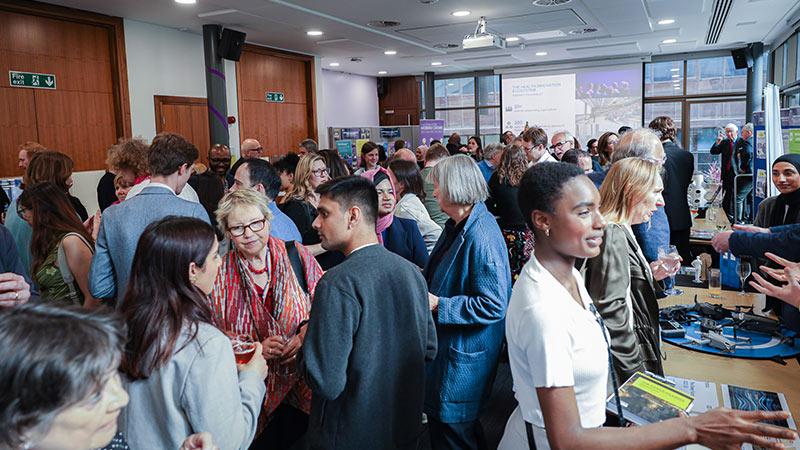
[[737, 259, 752, 296], [706, 206, 717, 225], [658, 245, 683, 296]]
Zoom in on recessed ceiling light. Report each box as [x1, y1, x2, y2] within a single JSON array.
[[307, 30, 324, 36], [506, 37, 520, 42], [451, 10, 471, 17], [670, 68, 679, 72], [431, 61, 442, 66], [662, 38, 677, 44], [378, 71, 387, 74], [175, 0, 196, 3], [658, 19, 675, 25], [535, 51, 548, 56], [384, 50, 397, 55], [329, 62, 340, 67]]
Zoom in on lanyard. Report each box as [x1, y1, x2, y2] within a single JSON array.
[[588, 302, 628, 427]]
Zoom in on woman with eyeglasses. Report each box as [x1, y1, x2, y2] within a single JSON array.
[[212, 189, 323, 449], [499, 161, 796, 450]]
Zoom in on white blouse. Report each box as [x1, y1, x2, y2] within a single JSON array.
[[499, 255, 610, 450]]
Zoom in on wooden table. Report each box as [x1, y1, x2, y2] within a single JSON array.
[[661, 287, 800, 419], [689, 217, 731, 245]]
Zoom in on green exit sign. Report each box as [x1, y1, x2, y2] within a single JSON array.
[[9, 71, 56, 89], [266, 92, 285, 103]]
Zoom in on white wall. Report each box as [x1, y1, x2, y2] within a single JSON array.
[[320, 69, 379, 146], [123, 19, 241, 155]]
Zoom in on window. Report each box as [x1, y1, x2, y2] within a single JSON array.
[[775, 43, 785, 87], [644, 56, 745, 173], [430, 74, 501, 144]]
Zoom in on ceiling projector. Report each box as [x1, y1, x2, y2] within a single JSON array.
[[462, 16, 506, 50]]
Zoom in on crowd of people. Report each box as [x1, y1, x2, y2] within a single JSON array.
[[0, 117, 797, 450]]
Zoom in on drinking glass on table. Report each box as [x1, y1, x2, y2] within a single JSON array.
[[708, 268, 721, 299], [737, 259, 752, 296], [658, 244, 683, 296]]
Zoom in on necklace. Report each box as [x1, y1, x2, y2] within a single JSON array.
[[247, 261, 268, 275]]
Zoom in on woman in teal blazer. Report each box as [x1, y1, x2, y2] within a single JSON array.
[[422, 155, 512, 450]]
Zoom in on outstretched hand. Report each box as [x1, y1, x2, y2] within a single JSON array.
[[692, 408, 798, 450]]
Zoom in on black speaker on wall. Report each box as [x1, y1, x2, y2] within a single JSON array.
[[731, 47, 753, 70], [377, 77, 388, 98], [220, 28, 246, 61]]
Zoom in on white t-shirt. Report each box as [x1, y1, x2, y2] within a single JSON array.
[[499, 255, 609, 450]]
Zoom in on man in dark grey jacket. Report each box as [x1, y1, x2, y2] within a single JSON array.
[[299, 176, 437, 450]]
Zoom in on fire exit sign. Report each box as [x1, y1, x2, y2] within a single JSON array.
[[9, 71, 56, 90], [266, 91, 285, 103]]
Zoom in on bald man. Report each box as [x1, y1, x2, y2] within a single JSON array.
[[241, 138, 263, 159], [550, 131, 574, 160], [392, 148, 417, 164]]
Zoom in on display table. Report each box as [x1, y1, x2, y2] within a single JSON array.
[[689, 217, 730, 245], [661, 287, 800, 418]]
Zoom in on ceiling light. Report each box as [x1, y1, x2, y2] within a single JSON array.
[[451, 10, 471, 17], [307, 30, 324, 36], [175, 0, 196, 3], [431, 61, 442, 66], [536, 51, 548, 56], [329, 62, 340, 67], [384, 50, 397, 55], [506, 37, 520, 42], [662, 38, 677, 44], [658, 19, 675, 25], [670, 68, 679, 72], [378, 71, 387, 74], [672, 74, 679, 78]]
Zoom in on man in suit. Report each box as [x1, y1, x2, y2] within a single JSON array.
[[89, 133, 210, 305], [736, 123, 755, 222], [710, 123, 752, 222], [650, 116, 695, 262]]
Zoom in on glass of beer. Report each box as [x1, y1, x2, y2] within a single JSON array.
[[708, 268, 722, 299], [229, 334, 256, 364]]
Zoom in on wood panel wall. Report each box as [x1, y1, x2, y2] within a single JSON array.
[[379, 76, 420, 126], [0, 1, 130, 177], [236, 45, 316, 159], [154, 96, 211, 166]]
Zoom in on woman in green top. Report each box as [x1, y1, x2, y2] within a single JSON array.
[[18, 182, 98, 308]]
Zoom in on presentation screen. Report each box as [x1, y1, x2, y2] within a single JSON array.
[[501, 65, 642, 146]]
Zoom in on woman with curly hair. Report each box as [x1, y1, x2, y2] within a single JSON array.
[[487, 145, 533, 281]]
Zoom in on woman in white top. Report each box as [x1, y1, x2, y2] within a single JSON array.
[[388, 159, 442, 253], [584, 158, 678, 383], [500, 161, 795, 450]]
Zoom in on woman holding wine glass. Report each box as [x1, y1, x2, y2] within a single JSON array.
[[584, 157, 680, 383], [658, 244, 683, 296]]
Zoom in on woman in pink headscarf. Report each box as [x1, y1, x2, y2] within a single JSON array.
[[360, 167, 428, 268]]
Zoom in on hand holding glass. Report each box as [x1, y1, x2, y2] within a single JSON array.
[[658, 245, 683, 296]]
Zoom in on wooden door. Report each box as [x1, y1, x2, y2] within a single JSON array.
[[154, 95, 210, 165]]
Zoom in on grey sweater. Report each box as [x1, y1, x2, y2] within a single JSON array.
[[300, 244, 437, 450], [120, 323, 266, 450]]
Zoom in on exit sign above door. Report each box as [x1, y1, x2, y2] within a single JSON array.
[[266, 91, 285, 103], [9, 71, 56, 89]]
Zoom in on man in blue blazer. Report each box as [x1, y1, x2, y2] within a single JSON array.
[[89, 133, 210, 305]]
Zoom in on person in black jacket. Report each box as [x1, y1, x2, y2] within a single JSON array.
[[650, 116, 694, 262], [710, 123, 752, 222]]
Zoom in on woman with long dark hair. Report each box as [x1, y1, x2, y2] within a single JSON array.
[[119, 216, 267, 450], [18, 182, 97, 307]]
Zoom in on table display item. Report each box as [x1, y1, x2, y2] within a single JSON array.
[[737, 259, 752, 296], [606, 372, 694, 426], [721, 385, 799, 450]]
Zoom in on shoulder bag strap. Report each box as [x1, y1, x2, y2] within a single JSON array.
[[283, 240, 308, 294]]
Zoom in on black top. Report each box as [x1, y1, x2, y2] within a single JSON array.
[[662, 141, 695, 232], [188, 171, 225, 232], [425, 217, 466, 285], [486, 172, 526, 230], [96, 171, 117, 212], [69, 195, 88, 222], [279, 198, 344, 270]]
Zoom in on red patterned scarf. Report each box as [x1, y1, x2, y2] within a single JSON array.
[[208, 237, 323, 416]]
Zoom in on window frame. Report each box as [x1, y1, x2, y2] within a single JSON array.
[[426, 72, 503, 143]]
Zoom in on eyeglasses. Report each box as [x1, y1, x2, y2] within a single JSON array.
[[228, 218, 267, 237], [550, 141, 569, 150], [311, 168, 329, 177]]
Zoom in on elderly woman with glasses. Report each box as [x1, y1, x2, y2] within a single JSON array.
[[423, 155, 512, 450], [212, 189, 323, 448]]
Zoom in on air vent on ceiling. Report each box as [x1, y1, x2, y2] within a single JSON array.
[[419, 0, 439, 4], [350, 57, 363, 62], [532, 0, 572, 6], [705, 0, 733, 45], [368, 20, 401, 28], [569, 27, 597, 35], [433, 43, 460, 49]]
